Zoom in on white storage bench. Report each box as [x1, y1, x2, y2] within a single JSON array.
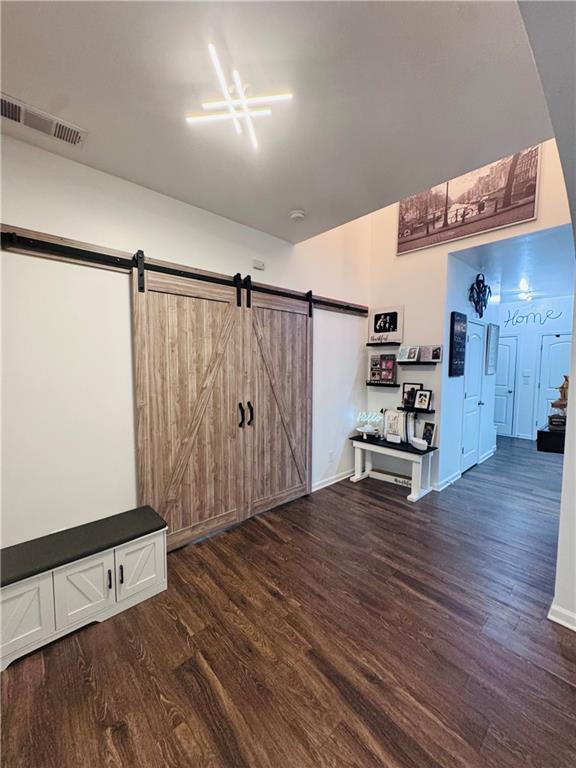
[[1, 506, 167, 670]]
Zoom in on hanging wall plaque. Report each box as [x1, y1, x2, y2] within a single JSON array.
[[449, 311, 467, 377]]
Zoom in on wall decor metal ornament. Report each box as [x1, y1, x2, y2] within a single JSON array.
[[468, 273, 492, 318]]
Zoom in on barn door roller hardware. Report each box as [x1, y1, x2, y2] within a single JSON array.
[[135, 250, 145, 292]]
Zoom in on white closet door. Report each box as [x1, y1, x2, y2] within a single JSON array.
[[54, 551, 115, 629], [495, 336, 517, 436], [1, 573, 55, 656], [115, 533, 164, 603], [462, 321, 485, 472]]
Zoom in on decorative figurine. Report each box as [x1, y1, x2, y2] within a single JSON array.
[[549, 375, 569, 432], [468, 273, 492, 318]]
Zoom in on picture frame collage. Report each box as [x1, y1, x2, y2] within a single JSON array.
[[366, 306, 437, 447]]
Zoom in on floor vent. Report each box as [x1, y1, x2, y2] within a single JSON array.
[[0, 92, 86, 146]]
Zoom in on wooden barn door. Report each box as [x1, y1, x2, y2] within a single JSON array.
[[133, 270, 245, 550], [244, 293, 312, 517]]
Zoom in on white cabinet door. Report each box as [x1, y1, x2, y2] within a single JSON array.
[[115, 533, 164, 603], [53, 551, 116, 630], [1, 573, 55, 656]]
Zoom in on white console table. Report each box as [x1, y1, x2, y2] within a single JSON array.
[[349, 436, 437, 502]]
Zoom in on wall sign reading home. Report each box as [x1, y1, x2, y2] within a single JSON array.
[[368, 305, 404, 344], [503, 308, 563, 328], [397, 144, 540, 254]]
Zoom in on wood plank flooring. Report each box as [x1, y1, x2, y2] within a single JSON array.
[[2, 437, 576, 767]]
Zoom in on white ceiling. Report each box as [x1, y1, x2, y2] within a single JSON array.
[[1, 1, 554, 243], [454, 224, 575, 303]]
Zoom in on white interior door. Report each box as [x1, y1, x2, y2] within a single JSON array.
[[462, 321, 485, 472], [537, 334, 572, 430], [495, 336, 517, 436]]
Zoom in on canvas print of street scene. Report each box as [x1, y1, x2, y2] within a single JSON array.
[[397, 144, 539, 254]]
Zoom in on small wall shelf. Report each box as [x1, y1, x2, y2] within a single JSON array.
[[366, 381, 401, 388], [397, 361, 438, 366], [366, 342, 401, 347], [397, 407, 436, 415]]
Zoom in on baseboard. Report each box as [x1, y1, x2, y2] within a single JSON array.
[[312, 469, 354, 492], [548, 602, 576, 632], [433, 471, 461, 492], [479, 448, 496, 464]]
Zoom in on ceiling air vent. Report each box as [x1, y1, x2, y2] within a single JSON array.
[[0, 92, 86, 146]]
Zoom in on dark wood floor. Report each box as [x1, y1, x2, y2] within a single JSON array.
[[2, 438, 576, 767]]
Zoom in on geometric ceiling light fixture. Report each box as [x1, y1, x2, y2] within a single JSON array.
[[185, 44, 292, 150]]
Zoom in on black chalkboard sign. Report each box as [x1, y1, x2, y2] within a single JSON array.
[[449, 311, 467, 377]]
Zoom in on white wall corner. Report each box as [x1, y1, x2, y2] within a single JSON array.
[[479, 448, 496, 464], [433, 471, 462, 492], [548, 602, 576, 633], [312, 469, 354, 493]]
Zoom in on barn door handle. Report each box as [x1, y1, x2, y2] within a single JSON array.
[[107, 569, 112, 590], [119, 564, 124, 584], [238, 402, 245, 428], [247, 401, 254, 425]]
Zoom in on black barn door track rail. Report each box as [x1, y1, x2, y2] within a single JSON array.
[[1, 231, 135, 271], [1, 231, 368, 317]]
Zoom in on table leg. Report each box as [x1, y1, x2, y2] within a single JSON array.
[[365, 451, 373, 475], [408, 458, 423, 502], [350, 446, 364, 482]]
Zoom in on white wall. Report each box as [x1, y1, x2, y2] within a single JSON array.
[[366, 138, 572, 487], [499, 296, 574, 439], [549, 294, 576, 631], [1, 136, 370, 546]]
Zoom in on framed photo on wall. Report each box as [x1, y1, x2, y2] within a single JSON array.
[[449, 311, 467, 377], [397, 144, 540, 255], [414, 389, 432, 411], [397, 345, 420, 362], [368, 306, 404, 345], [420, 345, 443, 363], [485, 323, 500, 375], [402, 382, 422, 407]]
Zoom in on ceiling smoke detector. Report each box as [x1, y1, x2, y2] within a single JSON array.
[[0, 92, 87, 146], [289, 209, 306, 222]]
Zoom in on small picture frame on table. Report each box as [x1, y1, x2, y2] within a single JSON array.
[[402, 382, 422, 407], [422, 421, 436, 446], [414, 389, 432, 411]]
